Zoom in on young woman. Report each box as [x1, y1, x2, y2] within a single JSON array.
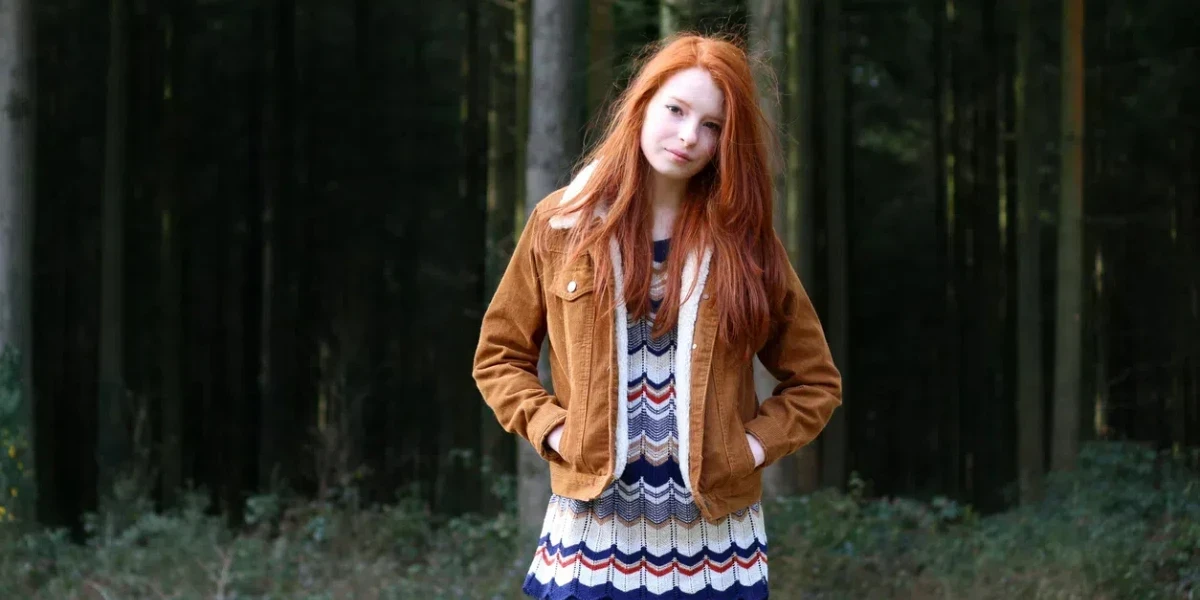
[[474, 33, 842, 600]]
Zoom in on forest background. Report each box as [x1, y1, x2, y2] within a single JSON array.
[[0, 0, 1198, 597]]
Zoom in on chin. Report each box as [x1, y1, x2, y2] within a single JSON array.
[[648, 158, 694, 180]]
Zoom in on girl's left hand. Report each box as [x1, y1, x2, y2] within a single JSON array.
[[745, 433, 765, 467]]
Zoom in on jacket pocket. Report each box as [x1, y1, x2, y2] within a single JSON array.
[[732, 426, 758, 480], [698, 387, 759, 490], [546, 261, 597, 398], [544, 260, 599, 474], [551, 261, 595, 302]]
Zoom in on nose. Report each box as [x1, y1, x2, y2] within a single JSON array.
[[679, 123, 698, 147]]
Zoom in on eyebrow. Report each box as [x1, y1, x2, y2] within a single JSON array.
[[668, 96, 724, 121]]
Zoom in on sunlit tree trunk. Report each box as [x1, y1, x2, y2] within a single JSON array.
[[749, 0, 785, 239], [521, 0, 580, 540], [514, 0, 530, 229], [786, 0, 820, 493], [1015, 0, 1044, 503], [1052, 0, 1085, 471], [749, 0, 804, 499], [0, 0, 37, 524]]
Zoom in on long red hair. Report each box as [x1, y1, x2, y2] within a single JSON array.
[[537, 33, 789, 358]]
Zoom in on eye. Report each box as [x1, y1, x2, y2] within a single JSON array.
[[704, 122, 721, 132], [666, 104, 683, 115]]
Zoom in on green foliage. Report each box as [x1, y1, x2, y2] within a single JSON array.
[[2, 442, 1199, 598], [0, 473, 528, 599], [0, 346, 32, 525], [766, 442, 1200, 599]]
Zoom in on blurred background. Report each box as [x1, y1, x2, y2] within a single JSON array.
[[1, 0, 1198, 597]]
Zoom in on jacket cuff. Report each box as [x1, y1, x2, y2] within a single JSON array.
[[743, 415, 790, 468], [529, 403, 568, 461]]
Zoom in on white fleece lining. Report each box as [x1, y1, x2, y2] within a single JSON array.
[[673, 247, 713, 493], [547, 161, 603, 229], [608, 237, 630, 480], [547, 163, 713, 492]]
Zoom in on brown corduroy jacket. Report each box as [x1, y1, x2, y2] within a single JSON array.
[[472, 164, 842, 521]]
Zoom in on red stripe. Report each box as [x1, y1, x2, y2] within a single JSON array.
[[627, 383, 674, 404], [536, 548, 767, 576]]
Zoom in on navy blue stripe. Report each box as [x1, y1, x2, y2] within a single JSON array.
[[523, 577, 768, 600], [627, 412, 678, 440], [628, 328, 675, 355], [617, 456, 687, 487], [532, 538, 767, 569], [652, 238, 671, 263], [626, 372, 676, 390]]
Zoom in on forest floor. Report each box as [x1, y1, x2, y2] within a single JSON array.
[[2, 442, 1198, 599]]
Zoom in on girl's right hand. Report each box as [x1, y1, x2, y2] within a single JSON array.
[[546, 424, 565, 455]]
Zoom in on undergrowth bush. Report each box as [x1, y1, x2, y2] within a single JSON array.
[[1, 441, 1198, 599]]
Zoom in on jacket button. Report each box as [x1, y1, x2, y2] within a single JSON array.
[[702, 293, 709, 300], [567, 281, 577, 293], [692, 343, 698, 349]]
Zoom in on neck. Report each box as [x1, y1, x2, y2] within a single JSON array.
[[648, 170, 687, 211], [647, 172, 685, 241]]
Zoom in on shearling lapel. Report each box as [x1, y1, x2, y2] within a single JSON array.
[[547, 162, 713, 493]]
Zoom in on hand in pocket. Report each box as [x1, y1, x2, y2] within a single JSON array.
[[547, 423, 566, 455], [745, 433, 765, 467]]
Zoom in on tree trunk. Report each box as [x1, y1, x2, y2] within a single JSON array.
[[932, 0, 961, 496], [969, 0, 1007, 512], [157, 0, 187, 508], [258, 0, 299, 490], [1191, 139, 1200, 447], [0, 0, 37, 524], [521, 0, 580, 540], [228, 0, 268, 520], [481, 0, 519, 514], [587, 0, 614, 124], [1014, 0, 1044, 503], [787, 0, 815, 276], [786, 0, 820, 493], [660, 0, 692, 37], [97, 0, 130, 501], [514, 0, 530, 228], [433, 0, 488, 517], [750, 0, 785, 240], [821, 0, 848, 489], [1170, 147, 1191, 447], [1052, 0, 1085, 472], [749, 0, 801, 499]]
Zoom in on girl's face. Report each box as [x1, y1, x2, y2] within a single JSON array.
[[639, 67, 724, 182]]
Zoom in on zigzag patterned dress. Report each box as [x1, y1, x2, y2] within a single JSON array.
[[523, 238, 770, 600]]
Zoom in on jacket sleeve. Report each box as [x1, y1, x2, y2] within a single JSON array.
[[472, 204, 566, 462], [743, 234, 843, 469]]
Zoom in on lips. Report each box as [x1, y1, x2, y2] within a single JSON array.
[[666, 149, 691, 162]]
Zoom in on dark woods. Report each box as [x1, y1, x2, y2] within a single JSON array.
[[20, 0, 1200, 536]]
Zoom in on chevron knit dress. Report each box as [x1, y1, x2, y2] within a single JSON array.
[[523, 238, 770, 600]]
